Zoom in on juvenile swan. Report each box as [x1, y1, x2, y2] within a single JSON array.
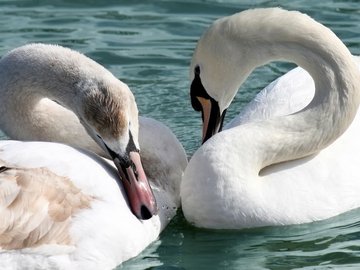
[[0, 44, 156, 220], [0, 44, 187, 268], [182, 8, 360, 229]]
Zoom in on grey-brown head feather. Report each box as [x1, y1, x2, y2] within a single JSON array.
[[83, 83, 128, 139]]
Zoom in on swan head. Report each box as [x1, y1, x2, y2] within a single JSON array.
[[78, 81, 157, 220], [190, 17, 242, 143], [190, 10, 271, 143]]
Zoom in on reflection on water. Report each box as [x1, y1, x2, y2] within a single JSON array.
[[1, 0, 360, 269]]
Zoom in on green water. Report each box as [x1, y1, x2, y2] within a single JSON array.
[[1, 0, 360, 269]]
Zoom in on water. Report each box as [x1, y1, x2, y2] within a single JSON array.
[[0, 0, 360, 269]]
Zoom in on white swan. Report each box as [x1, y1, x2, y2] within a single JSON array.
[[0, 44, 187, 268], [181, 8, 360, 229]]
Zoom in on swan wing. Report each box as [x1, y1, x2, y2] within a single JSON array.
[[0, 163, 92, 250], [225, 67, 314, 128]]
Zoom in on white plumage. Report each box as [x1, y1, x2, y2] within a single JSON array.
[[182, 8, 360, 229]]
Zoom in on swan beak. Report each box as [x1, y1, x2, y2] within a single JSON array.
[[197, 97, 227, 144], [113, 151, 157, 220]]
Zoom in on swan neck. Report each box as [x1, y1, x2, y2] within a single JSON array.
[[0, 45, 117, 155], [227, 9, 360, 167]]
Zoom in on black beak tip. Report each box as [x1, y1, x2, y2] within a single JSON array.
[[140, 205, 153, 220]]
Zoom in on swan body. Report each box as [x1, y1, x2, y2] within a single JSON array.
[[0, 121, 187, 269], [182, 8, 360, 229], [0, 44, 188, 267]]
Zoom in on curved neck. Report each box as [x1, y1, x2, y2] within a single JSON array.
[[0, 45, 115, 156], [227, 9, 360, 169]]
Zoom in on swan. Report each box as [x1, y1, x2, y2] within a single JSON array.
[[0, 44, 187, 268], [181, 8, 360, 229]]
